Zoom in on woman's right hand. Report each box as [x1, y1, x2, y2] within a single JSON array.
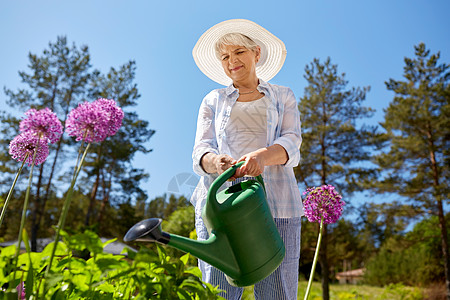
[[214, 154, 237, 176], [201, 153, 237, 180]]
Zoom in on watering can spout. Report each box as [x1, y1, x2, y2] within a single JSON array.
[[123, 218, 241, 278], [123, 218, 170, 243]]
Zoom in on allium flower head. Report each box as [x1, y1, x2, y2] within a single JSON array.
[[303, 185, 344, 224], [19, 108, 63, 144], [16, 282, 25, 300], [9, 133, 49, 166], [92, 98, 124, 136], [65, 99, 123, 143]]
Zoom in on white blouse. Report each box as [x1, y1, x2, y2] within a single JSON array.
[[225, 96, 270, 160]]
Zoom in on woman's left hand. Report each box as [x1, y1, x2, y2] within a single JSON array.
[[234, 150, 266, 178], [234, 144, 289, 178]]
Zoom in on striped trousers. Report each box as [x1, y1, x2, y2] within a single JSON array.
[[195, 211, 302, 300]]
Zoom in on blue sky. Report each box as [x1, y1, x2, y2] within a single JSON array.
[[1, 1, 449, 210]]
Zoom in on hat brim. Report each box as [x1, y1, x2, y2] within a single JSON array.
[[193, 19, 287, 86]]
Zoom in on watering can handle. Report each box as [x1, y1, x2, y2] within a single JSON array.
[[208, 161, 265, 203]]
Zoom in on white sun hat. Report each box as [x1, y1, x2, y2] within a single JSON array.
[[192, 19, 287, 86]]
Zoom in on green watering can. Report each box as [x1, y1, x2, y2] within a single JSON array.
[[124, 161, 285, 287]]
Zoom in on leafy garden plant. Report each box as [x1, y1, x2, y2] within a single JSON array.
[[0, 229, 222, 299]]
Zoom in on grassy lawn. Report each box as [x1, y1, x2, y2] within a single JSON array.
[[241, 281, 425, 299]]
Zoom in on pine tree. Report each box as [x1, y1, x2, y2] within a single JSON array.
[[82, 61, 155, 234], [296, 57, 380, 300], [374, 43, 450, 297], [1, 37, 156, 247]]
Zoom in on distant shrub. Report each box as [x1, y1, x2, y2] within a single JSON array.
[[380, 283, 424, 300], [364, 215, 447, 287]]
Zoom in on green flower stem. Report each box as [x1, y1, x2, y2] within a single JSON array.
[[71, 135, 86, 182], [13, 146, 39, 280], [0, 158, 27, 229], [304, 216, 324, 300], [46, 142, 91, 277]]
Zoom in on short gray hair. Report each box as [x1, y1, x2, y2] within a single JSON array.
[[215, 33, 259, 60]]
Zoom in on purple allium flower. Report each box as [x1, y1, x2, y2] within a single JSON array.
[[16, 282, 25, 300], [303, 185, 344, 224], [93, 98, 124, 137], [65, 99, 123, 143], [19, 108, 63, 144], [65, 101, 109, 143], [9, 133, 49, 166]]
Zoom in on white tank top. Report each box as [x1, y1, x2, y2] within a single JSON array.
[[225, 96, 270, 160]]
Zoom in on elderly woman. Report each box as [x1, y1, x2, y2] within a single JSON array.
[[191, 19, 303, 300]]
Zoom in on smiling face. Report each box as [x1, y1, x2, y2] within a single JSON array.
[[219, 44, 261, 83]]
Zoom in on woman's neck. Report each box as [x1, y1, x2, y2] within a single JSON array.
[[233, 77, 259, 92], [234, 77, 264, 102]]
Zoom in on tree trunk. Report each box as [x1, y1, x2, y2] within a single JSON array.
[[97, 173, 112, 232], [97, 191, 110, 231], [319, 224, 330, 300], [85, 171, 100, 226], [85, 146, 102, 226], [437, 199, 450, 300], [319, 101, 330, 300], [432, 150, 450, 299], [427, 126, 449, 299], [31, 87, 68, 250]]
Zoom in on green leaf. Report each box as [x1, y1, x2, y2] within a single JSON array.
[[45, 274, 64, 290], [156, 244, 167, 262], [98, 268, 134, 283], [180, 253, 190, 266], [28, 252, 43, 270], [134, 247, 158, 264], [70, 274, 89, 291], [25, 263, 33, 300], [50, 289, 66, 300], [94, 282, 115, 293], [0, 245, 16, 257], [65, 230, 103, 255], [184, 267, 202, 278], [21, 229, 31, 254], [121, 247, 137, 260], [57, 256, 87, 270], [177, 289, 191, 300], [42, 241, 68, 257], [18, 230, 34, 300], [95, 258, 125, 272]]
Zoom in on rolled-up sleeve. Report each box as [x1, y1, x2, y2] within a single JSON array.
[[273, 88, 302, 168], [192, 93, 219, 176]]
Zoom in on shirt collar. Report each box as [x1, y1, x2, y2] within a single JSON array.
[[225, 78, 270, 97], [225, 83, 238, 96]]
